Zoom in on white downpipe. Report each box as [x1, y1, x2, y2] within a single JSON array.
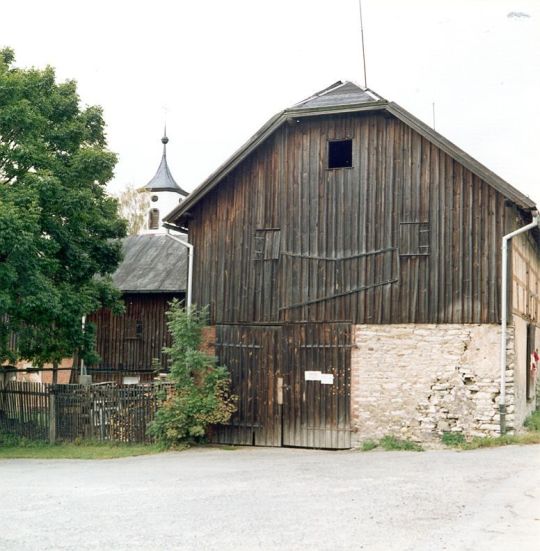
[[499, 214, 538, 434], [166, 233, 193, 312], [80, 315, 87, 376]]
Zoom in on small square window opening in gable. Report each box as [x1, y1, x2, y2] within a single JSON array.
[[328, 139, 353, 169]]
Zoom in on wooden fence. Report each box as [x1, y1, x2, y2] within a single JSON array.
[[0, 381, 49, 440], [0, 381, 173, 444]]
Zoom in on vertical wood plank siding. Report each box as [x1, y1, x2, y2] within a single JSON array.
[[88, 293, 182, 374], [188, 112, 510, 325], [212, 322, 351, 449], [512, 228, 540, 323], [213, 324, 282, 446]]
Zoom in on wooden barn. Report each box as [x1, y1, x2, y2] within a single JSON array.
[[165, 81, 539, 447], [88, 233, 188, 383]]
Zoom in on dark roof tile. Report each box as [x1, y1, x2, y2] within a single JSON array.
[[112, 234, 187, 293]]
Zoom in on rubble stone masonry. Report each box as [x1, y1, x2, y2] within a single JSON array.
[[350, 323, 534, 444]]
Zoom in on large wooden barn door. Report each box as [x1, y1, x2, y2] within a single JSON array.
[[282, 323, 352, 449], [214, 322, 351, 449], [213, 324, 282, 446]]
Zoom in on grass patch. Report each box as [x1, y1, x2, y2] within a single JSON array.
[[359, 435, 423, 452], [0, 433, 162, 460], [457, 432, 540, 450], [441, 431, 466, 447], [524, 409, 540, 432], [360, 439, 378, 451], [441, 410, 540, 450], [379, 435, 424, 451]]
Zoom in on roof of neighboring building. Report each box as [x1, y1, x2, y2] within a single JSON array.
[[142, 134, 189, 196], [165, 81, 536, 227], [112, 234, 187, 293]]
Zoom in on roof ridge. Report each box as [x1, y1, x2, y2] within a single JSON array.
[[292, 80, 346, 107], [164, 83, 536, 225]]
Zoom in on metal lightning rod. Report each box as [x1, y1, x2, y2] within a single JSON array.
[[359, 0, 368, 88]]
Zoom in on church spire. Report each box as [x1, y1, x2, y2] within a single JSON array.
[[143, 130, 188, 196]]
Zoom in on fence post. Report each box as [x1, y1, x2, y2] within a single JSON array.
[[49, 390, 56, 445]]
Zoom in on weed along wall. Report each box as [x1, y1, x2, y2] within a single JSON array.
[[350, 324, 529, 444]]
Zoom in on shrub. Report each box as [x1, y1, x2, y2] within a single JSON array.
[[148, 302, 237, 448]]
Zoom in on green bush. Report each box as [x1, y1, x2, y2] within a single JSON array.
[[148, 302, 237, 448]]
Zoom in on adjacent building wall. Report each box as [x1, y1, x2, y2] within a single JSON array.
[[350, 323, 535, 444], [510, 229, 540, 427], [512, 316, 538, 428], [512, 230, 540, 324], [88, 292, 182, 377]]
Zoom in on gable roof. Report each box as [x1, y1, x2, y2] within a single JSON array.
[[112, 234, 187, 293], [293, 80, 381, 110], [165, 81, 535, 227]]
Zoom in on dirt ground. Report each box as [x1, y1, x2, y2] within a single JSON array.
[[1, 444, 539, 550]]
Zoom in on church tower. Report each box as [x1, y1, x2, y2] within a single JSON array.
[[140, 130, 188, 233]]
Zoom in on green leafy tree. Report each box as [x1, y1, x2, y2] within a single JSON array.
[[149, 302, 237, 447], [0, 47, 126, 380]]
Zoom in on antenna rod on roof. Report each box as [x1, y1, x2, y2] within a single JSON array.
[[359, 0, 368, 88], [432, 102, 436, 130]]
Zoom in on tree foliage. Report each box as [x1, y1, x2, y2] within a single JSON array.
[[114, 184, 150, 235], [0, 48, 126, 371], [148, 302, 237, 447]]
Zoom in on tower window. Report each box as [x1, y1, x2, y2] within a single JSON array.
[[151, 195, 159, 202], [149, 208, 160, 230], [328, 139, 353, 169]]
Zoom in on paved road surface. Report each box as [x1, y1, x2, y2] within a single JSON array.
[[1, 445, 539, 550]]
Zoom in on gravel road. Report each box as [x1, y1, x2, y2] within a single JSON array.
[[1, 445, 539, 550]]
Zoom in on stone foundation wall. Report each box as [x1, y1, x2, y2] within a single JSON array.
[[351, 324, 522, 444]]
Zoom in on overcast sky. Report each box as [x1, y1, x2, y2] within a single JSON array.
[[3, 0, 539, 204]]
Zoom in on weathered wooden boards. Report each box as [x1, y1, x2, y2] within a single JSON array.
[[212, 323, 351, 450], [89, 293, 181, 378], [512, 231, 540, 323], [0, 381, 170, 443], [188, 112, 509, 325], [0, 381, 49, 440], [213, 324, 282, 446], [282, 323, 351, 449]]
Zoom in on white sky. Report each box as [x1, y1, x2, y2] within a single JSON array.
[[3, 0, 539, 204]]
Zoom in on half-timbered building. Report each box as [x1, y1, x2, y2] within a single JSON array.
[[166, 81, 539, 447]]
